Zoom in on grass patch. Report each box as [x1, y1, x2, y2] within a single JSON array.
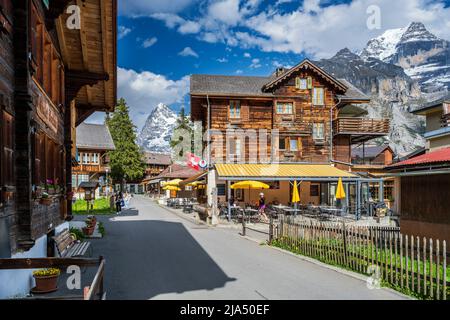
[[72, 197, 114, 215], [271, 237, 450, 300]]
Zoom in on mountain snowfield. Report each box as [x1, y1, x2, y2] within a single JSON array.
[[137, 103, 177, 154], [361, 22, 450, 93], [138, 22, 448, 156]]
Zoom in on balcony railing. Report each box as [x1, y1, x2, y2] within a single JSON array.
[[73, 164, 110, 173], [333, 117, 390, 136]]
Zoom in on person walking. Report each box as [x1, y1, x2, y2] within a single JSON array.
[[258, 193, 269, 222], [115, 192, 122, 214]]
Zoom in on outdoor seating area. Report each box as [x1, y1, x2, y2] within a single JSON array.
[[166, 198, 199, 213]]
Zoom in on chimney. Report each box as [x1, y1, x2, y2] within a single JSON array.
[[275, 67, 286, 77]]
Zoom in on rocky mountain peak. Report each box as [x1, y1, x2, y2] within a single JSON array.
[[400, 22, 438, 43], [137, 103, 178, 153]]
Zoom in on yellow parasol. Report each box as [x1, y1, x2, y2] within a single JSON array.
[[292, 181, 300, 203], [335, 177, 346, 200], [163, 185, 181, 191], [164, 179, 183, 187], [231, 181, 270, 205], [231, 181, 270, 190]]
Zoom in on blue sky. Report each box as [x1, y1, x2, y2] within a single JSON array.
[[87, 0, 450, 130]]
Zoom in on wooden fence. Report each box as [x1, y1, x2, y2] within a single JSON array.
[[272, 216, 448, 300]]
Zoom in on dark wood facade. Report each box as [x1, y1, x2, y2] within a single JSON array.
[[191, 61, 389, 168], [0, 0, 116, 255]]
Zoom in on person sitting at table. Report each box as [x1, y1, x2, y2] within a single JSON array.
[[258, 193, 269, 222]]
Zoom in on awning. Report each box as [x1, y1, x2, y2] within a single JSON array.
[[180, 171, 208, 186], [215, 164, 358, 181]]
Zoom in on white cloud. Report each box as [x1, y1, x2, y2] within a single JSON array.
[[149, 0, 450, 59], [217, 57, 229, 63], [250, 58, 261, 68], [114, 67, 190, 130], [244, 52, 251, 58], [235, 69, 243, 74], [178, 47, 199, 58], [142, 37, 158, 48], [118, 26, 132, 39]]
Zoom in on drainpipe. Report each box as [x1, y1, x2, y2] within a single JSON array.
[[330, 95, 342, 164]]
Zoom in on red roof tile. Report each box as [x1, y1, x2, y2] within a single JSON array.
[[388, 147, 450, 168]]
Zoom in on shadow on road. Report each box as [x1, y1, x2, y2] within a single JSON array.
[[92, 218, 236, 300]]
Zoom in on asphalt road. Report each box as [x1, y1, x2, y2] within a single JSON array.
[[92, 196, 407, 300]]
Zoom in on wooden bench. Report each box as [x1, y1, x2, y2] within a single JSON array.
[[53, 229, 92, 258]]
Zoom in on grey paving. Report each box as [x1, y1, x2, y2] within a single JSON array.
[[91, 196, 408, 300]]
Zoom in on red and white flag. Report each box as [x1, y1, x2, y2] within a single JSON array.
[[186, 153, 201, 171]]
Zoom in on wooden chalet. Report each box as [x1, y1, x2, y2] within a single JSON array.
[[0, 0, 116, 298], [72, 123, 115, 194], [190, 60, 390, 215], [142, 152, 172, 179]]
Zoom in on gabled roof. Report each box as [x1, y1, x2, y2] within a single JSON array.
[[387, 147, 450, 169], [262, 59, 348, 92], [191, 75, 272, 97], [76, 123, 116, 151], [190, 59, 370, 103], [412, 93, 450, 115], [336, 79, 370, 102], [154, 164, 201, 179], [143, 152, 172, 166]]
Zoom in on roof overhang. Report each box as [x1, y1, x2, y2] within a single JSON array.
[[215, 164, 360, 182], [54, 0, 117, 122], [262, 59, 348, 93], [180, 171, 208, 186]]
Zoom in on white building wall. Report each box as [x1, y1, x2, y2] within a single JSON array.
[[0, 222, 69, 299]]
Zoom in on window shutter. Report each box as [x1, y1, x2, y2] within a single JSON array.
[[295, 77, 300, 89], [307, 77, 313, 89]]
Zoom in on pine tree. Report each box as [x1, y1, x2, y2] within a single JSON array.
[[106, 98, 144, 188]]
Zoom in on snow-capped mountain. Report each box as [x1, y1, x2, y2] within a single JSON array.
[[361, 22, 450, 93], [316, 48, 426, 155], [137, 103, 178, 153]]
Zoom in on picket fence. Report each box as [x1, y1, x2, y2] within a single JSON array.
[[272, 216, 448, 300]]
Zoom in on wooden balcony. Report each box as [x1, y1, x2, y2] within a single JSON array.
[[333, 117, 390, 143], [73, 164, 110, 174]]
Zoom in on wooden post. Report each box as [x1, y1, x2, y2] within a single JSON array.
[[242, 210, 246, 237], [443, 241, 447, 301], [268, 215, 273, 244], [405, 235, 409, 290], [423, 237, 427, 297], [400, 234, 404, 288], [394, 233, 398, 286], [417, 236, 421, 294], [429, 238, 433, 299], [384, 233, 388, 281], [390, 233, 394, 284], [436, 240, 440, 300]]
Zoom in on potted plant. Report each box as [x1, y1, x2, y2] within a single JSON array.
[[32, 268, 60, 293], [40, 192, 52, 206], [82, 217, 96, 236]]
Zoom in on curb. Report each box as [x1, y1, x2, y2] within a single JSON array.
[[157, 203, 210, 227]]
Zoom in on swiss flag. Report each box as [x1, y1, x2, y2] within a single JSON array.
[[186, 153, 201, 171]]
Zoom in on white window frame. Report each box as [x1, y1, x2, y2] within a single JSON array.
[[229, 100, 241, 119], [313, 123, 325, 140], [312, 87, 325, 106], [276, 102, 294, 115]]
